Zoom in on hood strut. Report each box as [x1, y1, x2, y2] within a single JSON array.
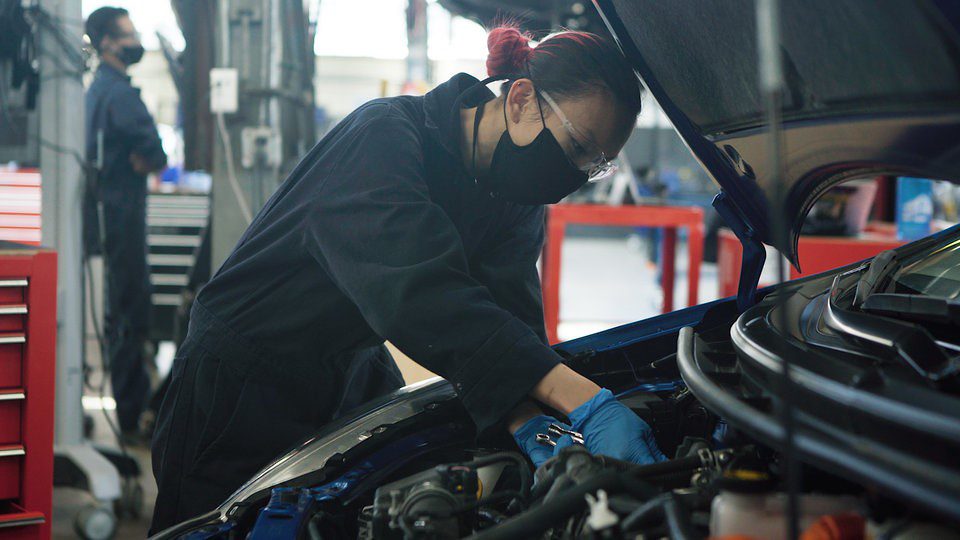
[[713, 191, 766, 312]]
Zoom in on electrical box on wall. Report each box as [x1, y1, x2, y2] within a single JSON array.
[[209, 68, 239, 114], [241, 126, 281, 169]]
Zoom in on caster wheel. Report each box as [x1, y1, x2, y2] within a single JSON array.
[[74, 504, 116, 540], [115, 481, 144, 519]]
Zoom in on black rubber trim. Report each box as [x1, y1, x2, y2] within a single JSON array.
[[676, 326, 960, 521]]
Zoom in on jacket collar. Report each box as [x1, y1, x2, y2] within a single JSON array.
[[97, 61, 132, 83], [422, 72, 494, 163]]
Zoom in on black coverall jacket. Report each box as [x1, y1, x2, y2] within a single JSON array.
[[84, 62, 166, 432], [150, 73, 563, 532]]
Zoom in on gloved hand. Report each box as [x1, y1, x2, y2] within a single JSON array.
[[569, 388, 668, 464], [513, 414, 574, 468]]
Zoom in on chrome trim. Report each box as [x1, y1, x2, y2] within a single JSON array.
[[0, 516, 45, 529], [0, 280, 27, 288], [0, 305, 26, 315], [0, 392, 25, 401], [0, 446, 25, 458], [0, 334, 26, 345]]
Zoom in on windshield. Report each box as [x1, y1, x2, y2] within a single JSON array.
[[892, 238, 960, 299]]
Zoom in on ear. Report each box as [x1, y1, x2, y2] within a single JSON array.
[[99, 34, 115, 54], [505, 78, 538, 125]]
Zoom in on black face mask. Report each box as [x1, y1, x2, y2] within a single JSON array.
[[116, 44, 144, 66], [470, 79, 588, 205]]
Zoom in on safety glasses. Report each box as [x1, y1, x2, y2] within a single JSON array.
[[539, 90, 619, 182]]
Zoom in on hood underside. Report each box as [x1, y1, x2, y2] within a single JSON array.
[[594, 0, 960, 268]]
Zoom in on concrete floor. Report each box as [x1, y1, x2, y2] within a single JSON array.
[[52, 232, 719, 538]]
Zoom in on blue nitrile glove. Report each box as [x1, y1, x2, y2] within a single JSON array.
[[569, 388, 668, 464], [513, 414, 574, 468]]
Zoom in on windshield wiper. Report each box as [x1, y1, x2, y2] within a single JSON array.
[[854, 249, 900, 307], [825, 275, 959, 384], [861, 293, 960, 326]]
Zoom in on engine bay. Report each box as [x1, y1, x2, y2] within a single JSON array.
[[199, 378, 957, 540]]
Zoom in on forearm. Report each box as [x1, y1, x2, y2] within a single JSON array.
[[505, 400, 544, 434], [531, 364, 601, 416]]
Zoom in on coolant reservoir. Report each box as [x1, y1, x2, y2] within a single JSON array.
[[710, 491, 861, 539]]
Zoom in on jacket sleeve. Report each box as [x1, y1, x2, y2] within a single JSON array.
[[471, 206, 549, 344], [109, 87, 168, 171], [301, 110, 561, 433]]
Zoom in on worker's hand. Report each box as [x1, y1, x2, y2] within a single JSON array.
[[568, 388, 668, 465], [512, 414, 573, 468], [130, 153, 154, 175]]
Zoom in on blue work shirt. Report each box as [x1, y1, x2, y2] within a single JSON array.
[[85, 62, 167, 199], [194, 73, 562, 432]]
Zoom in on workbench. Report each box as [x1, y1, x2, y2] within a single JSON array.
[[541, 203, 704, 344]]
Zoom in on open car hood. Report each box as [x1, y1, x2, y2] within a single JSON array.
[[594, 0, 960, 298]]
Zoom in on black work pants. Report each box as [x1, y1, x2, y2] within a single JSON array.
[[98, 193, 152, 433], [149, 302, 404, 534]]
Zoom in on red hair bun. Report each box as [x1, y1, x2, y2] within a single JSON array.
[[486, 26, 534, 77]]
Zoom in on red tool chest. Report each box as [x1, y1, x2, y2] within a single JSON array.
[[0, 248, 56, 539]]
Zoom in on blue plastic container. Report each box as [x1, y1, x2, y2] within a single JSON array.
[[896, 177, 933, 241]]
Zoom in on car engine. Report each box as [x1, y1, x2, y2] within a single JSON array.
[[215, 379, 958, 540]]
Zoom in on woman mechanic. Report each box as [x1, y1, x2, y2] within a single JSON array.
[[150, 25, 666, 533]]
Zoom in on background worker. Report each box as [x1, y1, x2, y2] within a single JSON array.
[[150, 25, 663, 532], [84, 7, 168, 443]]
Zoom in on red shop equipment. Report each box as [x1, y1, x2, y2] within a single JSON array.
[[0, 246, 56, 539], [0, 170, 42, 247], [541, 203, 704, 345], [717, 223, 907, 298]]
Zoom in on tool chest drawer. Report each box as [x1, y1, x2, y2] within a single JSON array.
[[0, 280, 26, 304], [0, 335, 23, 388], [0, 391, 23, 445], [0, 446, 24, 500], [0, 305, 26, 333]]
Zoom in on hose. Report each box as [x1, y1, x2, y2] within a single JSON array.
[[620, 494, 698, 540], [632, 454, 704, 479], [465, 452, 531, 504], [466, 471, 659, 540], [467, 452, 707, 540]]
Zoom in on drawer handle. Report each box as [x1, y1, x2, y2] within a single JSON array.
[[0, 334, 26, 345], [0, 445, 25, 458], [0, 279, 27, 288], [0, 515, 45, 529], [0, 305, 27, 315], [0, 391, 25, 401]]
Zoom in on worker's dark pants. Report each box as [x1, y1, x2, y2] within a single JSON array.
[[98, 194, 152, 433], [149, 302, 404, 535]]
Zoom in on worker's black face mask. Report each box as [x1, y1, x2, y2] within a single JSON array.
[[116, 44, 144, 66], [470, 77, 588, 205]]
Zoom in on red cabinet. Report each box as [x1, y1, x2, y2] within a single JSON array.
[[0, 249, 56, 539]]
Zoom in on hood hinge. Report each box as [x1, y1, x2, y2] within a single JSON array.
[[713, 191, 766, 312]]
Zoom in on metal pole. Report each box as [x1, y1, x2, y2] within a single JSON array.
[[405, 0, 429, 85], [39, 0, 123, 509], [37, 0, 85, 448], [757, 1, 800, 538]]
